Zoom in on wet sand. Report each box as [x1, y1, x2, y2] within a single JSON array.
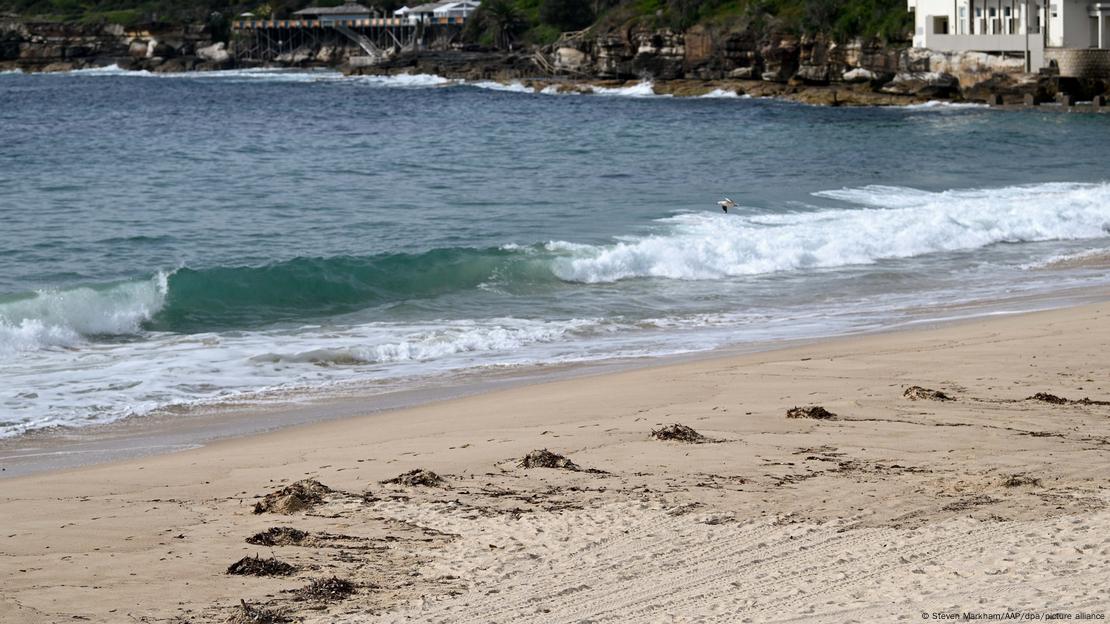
[[2, 302, 1109, 622]]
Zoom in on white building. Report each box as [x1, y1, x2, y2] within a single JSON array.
[[433, 1, 481, 20], [908, 0, 1110, 73]]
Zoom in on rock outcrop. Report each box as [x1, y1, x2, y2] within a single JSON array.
[[0, 19, 229, 73]]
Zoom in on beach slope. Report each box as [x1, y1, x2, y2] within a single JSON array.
[[2, 304, 1109, 622]]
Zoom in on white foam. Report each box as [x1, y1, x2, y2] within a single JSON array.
[[902, 100, 989, 110], [589, 81, 668, 98], [355, 72, 451, 87], [0, 273, 168, 354], [67, 64, 152, 76], [699, 88, 749, 98], [468, 80, 535, 93], [251, 317, 599, 366], [550, 183, 1110, 283]]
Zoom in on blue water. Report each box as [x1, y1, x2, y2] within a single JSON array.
[[2, 67, 1109, 437]]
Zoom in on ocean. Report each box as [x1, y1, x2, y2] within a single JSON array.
[[2, 67, 1109, 438]]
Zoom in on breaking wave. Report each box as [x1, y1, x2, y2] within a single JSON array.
[[4, 182, 1107, 353], [0, 274, 168, 353], [551, 182, 1110, 282]]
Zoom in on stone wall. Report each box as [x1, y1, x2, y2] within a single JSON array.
[[1045, 48, 1110, 79]]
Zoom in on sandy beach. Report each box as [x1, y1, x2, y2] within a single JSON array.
[[3, 302, 1110, 623]]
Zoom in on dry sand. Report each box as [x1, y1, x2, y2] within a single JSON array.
[[2, 303, 1110, 623]]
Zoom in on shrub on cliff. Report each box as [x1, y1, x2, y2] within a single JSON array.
[[539, 0, 594, 31]]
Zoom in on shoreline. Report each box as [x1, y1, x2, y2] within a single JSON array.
[[3, 282, 1108, 480], [8, 62, 1110, 112], [3, 297, 1110, 622]]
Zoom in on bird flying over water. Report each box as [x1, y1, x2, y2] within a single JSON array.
[[718, 198, 737, 213]]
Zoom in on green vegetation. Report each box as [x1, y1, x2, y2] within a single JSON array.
[[0, 0, 910, 43]]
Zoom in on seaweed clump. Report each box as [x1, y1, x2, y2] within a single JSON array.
[[245, 527, 310, 547], [650, 423, 710, 443], [519, 449, 583, 471], [253, 479, 332, 515], [903, 386, 955, 401], [226, 555, 296, 577], [381, 468, 447, 488], [296, 576, 357, 602], [786, 405, 837, 420]]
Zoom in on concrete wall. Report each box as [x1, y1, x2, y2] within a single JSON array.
[[1048, 0, 1092, 47], [1045, 47, 1110, 76]]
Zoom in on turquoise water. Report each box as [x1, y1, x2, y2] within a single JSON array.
[[2, 67, 1110, 436]]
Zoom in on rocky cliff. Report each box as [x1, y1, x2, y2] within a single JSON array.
[[0, 17, 232, 73], [542, 24, 1106, 103]]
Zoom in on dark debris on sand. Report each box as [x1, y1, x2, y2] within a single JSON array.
[[381, 468, 448, 488], [1027, 392, 1110, 406], [903, 386, 955, 401], [942, 494, 999, 512], [1028, 392, 1070, 405], [226, 599, 289, 624], [786, 405, 837, 420], [650, 423, 711, 443], [253, 479, 332, 515], [226, 555, 296, 577], [1001, 473, 1042, 488], [245, 527, 310, 547], [518, 449, 605, 473], [295, 576, 357, 602]]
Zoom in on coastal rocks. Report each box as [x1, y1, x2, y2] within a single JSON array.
[[554, 46, 587, 72], [197, 41, 230, 64], [347, 50, 537, 81], [760, 36, 799, 83], [630, 28, 686, 80], [903, 47, 1024, 88], [3, 19, 221, 73], [594, 34, 635, 79], [842, 67, 877, 83], [881, 71, 959, 98], [276, 46, 314, 65], [128, 40, 149, 58], [794, 63, 830, 85], [961, 72, 1056, 104]]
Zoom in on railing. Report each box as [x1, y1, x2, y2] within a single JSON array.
[[232, 16, 466, 30]]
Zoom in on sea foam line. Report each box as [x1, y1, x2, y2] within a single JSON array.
[[550, 182, 1110, 283]]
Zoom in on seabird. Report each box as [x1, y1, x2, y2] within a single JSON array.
[[718, 198, 737, 213]]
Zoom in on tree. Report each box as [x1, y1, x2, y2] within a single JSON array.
[[464, 0, 526, 49]]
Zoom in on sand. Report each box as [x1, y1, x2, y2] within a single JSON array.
[[2, 303, 1110, 623]]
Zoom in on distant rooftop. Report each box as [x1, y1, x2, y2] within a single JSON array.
[[405, 2, 452, 12], [293, 3, 374, 16]]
